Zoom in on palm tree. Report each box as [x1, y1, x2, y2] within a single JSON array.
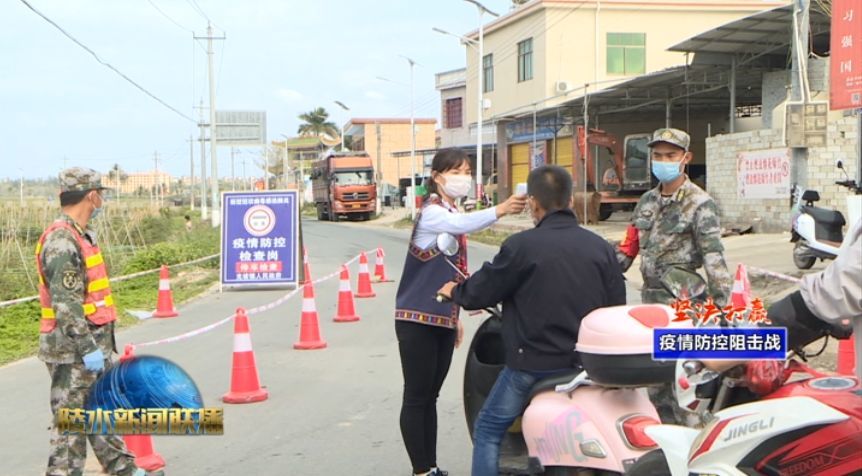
[[297, 107, 339, 140]]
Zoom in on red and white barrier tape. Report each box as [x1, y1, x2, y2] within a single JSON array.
[[133, 250, 374, 349], [747, 266, 802, 284]]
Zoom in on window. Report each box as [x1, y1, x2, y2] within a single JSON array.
[[518, 38, 533, 82], [483, 54, 494, 93], [607, 33, 646, 75], [444, 97, 463, 129]]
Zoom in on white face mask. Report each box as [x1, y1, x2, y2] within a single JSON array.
[[440, 174, 472, 199]]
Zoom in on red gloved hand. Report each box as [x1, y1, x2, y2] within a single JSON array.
[[745, 360, 785, 395], [618, 224, 640, 258]]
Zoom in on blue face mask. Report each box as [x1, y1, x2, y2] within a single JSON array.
[[91, 207, 103, 220], [652, 161, 683, 183]]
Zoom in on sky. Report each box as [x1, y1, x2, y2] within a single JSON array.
[[1, 0, 514, 179]]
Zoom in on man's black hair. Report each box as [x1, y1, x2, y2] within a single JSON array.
[[527, 165, 572, 211], [59, 190, 88, 207]]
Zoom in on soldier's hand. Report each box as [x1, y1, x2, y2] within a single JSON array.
[[82, 349, 105, 372]]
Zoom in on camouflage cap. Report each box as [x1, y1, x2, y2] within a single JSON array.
[[648, 128, 690, 151], [59, 167, 108, 193]]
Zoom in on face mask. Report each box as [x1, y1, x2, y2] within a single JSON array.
[[440, 174, 472, 199], [90, 193, 103, 220], [652, 161, 683, 183]]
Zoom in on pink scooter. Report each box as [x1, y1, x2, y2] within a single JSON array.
[[463, 303, 695, 475]]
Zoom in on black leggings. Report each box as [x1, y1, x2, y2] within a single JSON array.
[[396, 320, 457, 474]]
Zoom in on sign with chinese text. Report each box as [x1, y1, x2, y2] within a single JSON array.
[[831, 0, 862, 110], [737, 148, 791, 199], [653, 328, 787, 360], [531, 141, 546, 170], [221, 191, 298, 287]]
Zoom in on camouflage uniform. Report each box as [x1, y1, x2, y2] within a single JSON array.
[[39, 168, 142, 476], [616, 130, 732, 425], [617, 130, 732, 307]]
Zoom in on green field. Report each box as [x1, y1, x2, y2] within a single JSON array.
[[0, 200, 219, 365]]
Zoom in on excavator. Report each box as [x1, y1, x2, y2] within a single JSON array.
[[573, 125, 653, 220]]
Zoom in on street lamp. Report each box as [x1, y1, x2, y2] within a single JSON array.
[[463, 0, 499, 206], [334, 100, 350, 151], [431, 27, 478, 47], [377, 69, 419, 220]]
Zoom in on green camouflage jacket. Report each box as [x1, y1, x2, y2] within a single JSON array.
[[617, 178, 732, 306]]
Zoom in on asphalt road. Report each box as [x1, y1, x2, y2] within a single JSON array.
[[0, 219, 640, 476]]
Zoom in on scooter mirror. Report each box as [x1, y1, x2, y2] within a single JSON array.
[[437, 233, 460, 256], [836, 159, 845, 170], [660, 267, 707, 301]]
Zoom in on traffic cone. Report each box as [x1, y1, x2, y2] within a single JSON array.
[[118, 345, 165, 471], [355, 252, 376, 298], [334, 266, 360, 323], [837, 336, 857, 375], [123, 434, 166, 471], [152, 265, 178, 318], [294, 282, 327, 350], [303, 246, 312, 285], [373, 247, 393, 283], [223, 308, 269, 403], [730, 263, 752, 309]]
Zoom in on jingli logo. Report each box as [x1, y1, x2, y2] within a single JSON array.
[[721, 416, 775, 442]]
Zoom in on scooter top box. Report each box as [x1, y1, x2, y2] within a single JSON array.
[[576, 305, 693, 387]]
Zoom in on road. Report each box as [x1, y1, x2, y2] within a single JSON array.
[[0, 219, 640, 476]]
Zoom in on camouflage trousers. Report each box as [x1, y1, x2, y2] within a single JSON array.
[[642, 287, 691, 425], [45, 360, 138, 476]]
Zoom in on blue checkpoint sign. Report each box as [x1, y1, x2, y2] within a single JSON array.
[[221, 191, 299, 287]]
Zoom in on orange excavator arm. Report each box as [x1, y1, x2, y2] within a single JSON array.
[[575, 126, 625, 189]]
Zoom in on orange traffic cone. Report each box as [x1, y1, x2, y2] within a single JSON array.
[[373, 247, 393, 283], [837, 336, 857, 375], [223, 308, 269, 403], [152, 265, 178, 318], [355, 252, 376, 298], [118, 345, 165, 471], [730, 263, 752, 309], [334, 266, 360, 323], [294, 282, 327, 350], [303, 247, 312, 285], [123, 434, 166, 471]]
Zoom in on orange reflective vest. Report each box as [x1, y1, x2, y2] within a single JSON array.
[[36, 221, 117, 333]]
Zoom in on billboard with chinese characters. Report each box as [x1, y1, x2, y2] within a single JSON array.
[[830, 0, 862, 110], [737, 148, 791, 200], [220, 191, 299, 288]]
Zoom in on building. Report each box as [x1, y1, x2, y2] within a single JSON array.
[[102, 170, 172, 196], [344, 118, 437, 188], [441, 0, 788, 196]]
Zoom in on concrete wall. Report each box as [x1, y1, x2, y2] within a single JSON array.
[[706, 116, 860, 232]]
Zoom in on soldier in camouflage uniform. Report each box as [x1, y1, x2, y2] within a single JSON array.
[[38, 168, 160, 476], [615, 129, 732, 424], [616, 128, 732, 306]]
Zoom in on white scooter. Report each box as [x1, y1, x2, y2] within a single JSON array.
[[791, 160, 862, 269]]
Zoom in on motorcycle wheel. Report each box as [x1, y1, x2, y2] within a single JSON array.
[[793, 242, 816, 269], [623, 450, 670, 476]]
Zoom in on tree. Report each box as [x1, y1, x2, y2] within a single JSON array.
[[297, 107, 339, 141]]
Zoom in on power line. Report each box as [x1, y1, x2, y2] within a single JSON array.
[[18, 0, 196, 123], [147, 0, 191, 33]]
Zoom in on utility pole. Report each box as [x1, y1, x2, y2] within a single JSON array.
[[195, 23, 225, 227], [189, 135, 195, 211], [231, 147, 236, 191], [465, 0, 500, 208], [151, 152, 157, 207], [406, 56, 417, 220], [198, 99, 208, 220], [242, 157, 247, 191], [376, 122, 382, 214]]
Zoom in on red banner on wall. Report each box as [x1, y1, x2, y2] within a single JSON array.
[[831, 0, 862, 110]]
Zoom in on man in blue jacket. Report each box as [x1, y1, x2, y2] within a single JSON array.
[[438, 164, 627, 476]]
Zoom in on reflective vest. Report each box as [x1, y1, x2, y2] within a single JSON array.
[[36, 220, 117, 333]]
